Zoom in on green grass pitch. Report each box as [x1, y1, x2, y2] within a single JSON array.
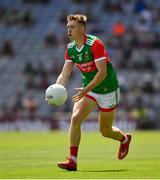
[[0, 131, 160, 179]]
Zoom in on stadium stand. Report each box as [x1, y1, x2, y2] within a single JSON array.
[[0, 0, 160, 130]]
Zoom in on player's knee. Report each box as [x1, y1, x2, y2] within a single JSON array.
[[71, 113, 82, 127], [100, 128, 112, 138]]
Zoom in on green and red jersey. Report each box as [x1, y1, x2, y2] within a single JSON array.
[[65, 34, 119, 94]]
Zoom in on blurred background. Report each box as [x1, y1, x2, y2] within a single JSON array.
[[0, 0, 160, 131]]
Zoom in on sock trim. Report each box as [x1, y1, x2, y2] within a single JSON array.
[[121, 135, 128, 144], [71, 156, 77, 164]]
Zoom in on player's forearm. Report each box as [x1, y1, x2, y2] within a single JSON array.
[[84, 70, 106, 93], [56, 74, 69, 87], [56, 62, 73, 87]]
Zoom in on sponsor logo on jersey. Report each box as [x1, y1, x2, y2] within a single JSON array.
[[75, 61, 97, 72]]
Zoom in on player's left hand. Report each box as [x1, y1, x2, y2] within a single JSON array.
[[73, 87, 87, 102]]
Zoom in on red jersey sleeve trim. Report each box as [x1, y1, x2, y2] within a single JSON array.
[[94, 57, 106, 62], [65, 60, 72, 62]]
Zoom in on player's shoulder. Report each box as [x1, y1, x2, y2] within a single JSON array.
[[67, 41, 76, 49], [86, 34, 104, 46], [86, 34, 97, 46]]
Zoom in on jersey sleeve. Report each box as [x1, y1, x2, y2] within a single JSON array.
[[91, 39, 111, 62], [65, 49, 72, 62]]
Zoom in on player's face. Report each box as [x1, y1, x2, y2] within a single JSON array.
[[67, 20, 84, 41]]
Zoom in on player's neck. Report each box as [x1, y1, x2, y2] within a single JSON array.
[[75, 34, 86, 49]]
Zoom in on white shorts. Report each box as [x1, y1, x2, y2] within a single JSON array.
[[86, 88, 120, 112]]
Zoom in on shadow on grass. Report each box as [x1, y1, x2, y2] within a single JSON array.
[[80, 169, 129, 173]]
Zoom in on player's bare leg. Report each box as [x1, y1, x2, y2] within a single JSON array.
[[69, 96, 97, 146], [57, 96, 97, 171], [99, 109, 131, 160], [99, 109, 123, 140]]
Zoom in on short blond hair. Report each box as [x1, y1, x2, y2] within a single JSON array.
[[67, 14, 87, 27]]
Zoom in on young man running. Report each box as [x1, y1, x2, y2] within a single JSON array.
[[56, 14, 131, 171]]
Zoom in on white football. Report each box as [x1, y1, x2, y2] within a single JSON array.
[[45, 84, 68, 106]]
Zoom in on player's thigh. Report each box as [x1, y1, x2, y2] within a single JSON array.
[[99, 109, 116, 131], [71, 96, 97, 123]]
